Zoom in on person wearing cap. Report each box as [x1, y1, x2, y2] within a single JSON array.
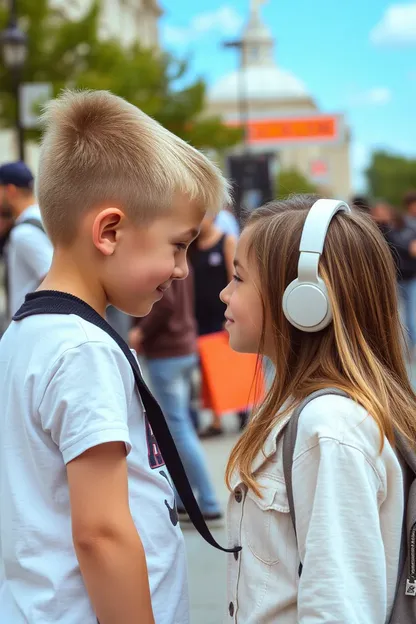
[[0, 161, 53, 316]]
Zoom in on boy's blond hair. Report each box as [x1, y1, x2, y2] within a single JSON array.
[[37, 90, 231, 244]]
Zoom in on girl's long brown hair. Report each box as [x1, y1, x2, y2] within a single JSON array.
[[226, 195, 416, 495]]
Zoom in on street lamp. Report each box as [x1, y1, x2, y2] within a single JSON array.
[[223, 39, 250, 152], [0, 0, 28, 162]]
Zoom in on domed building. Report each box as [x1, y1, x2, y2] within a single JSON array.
[[207, 1, 351, 199]]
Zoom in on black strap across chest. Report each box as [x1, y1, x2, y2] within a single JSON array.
[[14, 291, 239, 554]]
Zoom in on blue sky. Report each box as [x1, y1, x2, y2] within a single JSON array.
[[159, 0, 416, 191]]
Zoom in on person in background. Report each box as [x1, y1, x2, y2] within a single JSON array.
[[215, 204, 240, 237], [129, 272, 223, 526], [404, 190, 416, 227], [370, 198, 416, 355], [0, 204, 14, 335], [0, 204, 14, 254], [190, 214, 249, 437], [0, 162, 53, 316], [351, 195, 371, 212]]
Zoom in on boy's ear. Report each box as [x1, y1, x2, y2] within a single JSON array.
[[92, 208, 124, 256]]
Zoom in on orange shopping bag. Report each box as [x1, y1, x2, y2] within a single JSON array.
[[198, 331, 265, 416]]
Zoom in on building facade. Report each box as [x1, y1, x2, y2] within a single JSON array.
[[207, 1, 351, 199]]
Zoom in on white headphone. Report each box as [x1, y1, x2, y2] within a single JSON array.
[[282, 198, 352, 333]]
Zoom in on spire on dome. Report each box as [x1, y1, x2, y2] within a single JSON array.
[[242, 0, 274, 67]]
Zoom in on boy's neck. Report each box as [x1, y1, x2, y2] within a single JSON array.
[[40, 250, 108, 317]]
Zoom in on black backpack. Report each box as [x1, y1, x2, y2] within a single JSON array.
[[283, 388, 416, 623]]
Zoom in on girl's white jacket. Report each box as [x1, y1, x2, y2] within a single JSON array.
[[227, 393, 404, 623]]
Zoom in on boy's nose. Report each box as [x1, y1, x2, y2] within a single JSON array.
[[172, 261, 189, 281]]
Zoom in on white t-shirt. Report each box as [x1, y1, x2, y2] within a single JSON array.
[[0, 306, 189, 623], [6, 205, 53, 315]]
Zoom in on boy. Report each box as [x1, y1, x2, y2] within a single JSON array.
[[0, 161, 53, 315], [0, 90, 229, 624]]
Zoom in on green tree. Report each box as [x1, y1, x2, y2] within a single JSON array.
[[276, 167, 318, 198], [366, 151, 416, 208], [0, 0, 242, 151]]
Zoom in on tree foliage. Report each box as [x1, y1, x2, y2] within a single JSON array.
[[276, 167, 318, 199], [0, 0, 242, 151], [366, 151, 416, 208]]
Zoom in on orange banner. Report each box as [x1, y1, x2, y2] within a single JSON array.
[[229, 115, 339, 144]]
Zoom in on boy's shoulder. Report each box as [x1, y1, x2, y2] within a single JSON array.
[[2, 313, 133, 384]]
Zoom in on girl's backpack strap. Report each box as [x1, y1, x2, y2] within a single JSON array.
[[282, 388, 349, 574]]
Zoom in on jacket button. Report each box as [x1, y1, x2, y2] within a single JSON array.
[[229, 602, 234, 617], [234, 489, 242, 503]]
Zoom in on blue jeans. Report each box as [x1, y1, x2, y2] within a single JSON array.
[[146, 354, 220, 514], [398, 279, 416, 348]]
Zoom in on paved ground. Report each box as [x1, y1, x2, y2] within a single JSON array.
[[184, 414, 239, 624]]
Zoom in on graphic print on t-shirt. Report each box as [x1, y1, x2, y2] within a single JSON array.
[[145, 416, 165, 469], [160, 470, 179, 526]]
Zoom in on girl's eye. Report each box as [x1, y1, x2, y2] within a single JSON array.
[[175, 243, 187, 251], [233, 274, 242, 283]]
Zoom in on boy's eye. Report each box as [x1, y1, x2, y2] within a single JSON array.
[[232, 273, 242, 283], [175, 243, 187, 251]]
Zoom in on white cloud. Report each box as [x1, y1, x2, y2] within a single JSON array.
[[163, 6, 244, 46], [348, 87, 392, 107], [370, 3, 416, 46]]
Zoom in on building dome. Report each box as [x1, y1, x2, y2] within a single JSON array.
[[209, 65, 309, 103]]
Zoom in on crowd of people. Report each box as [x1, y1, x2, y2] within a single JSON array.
[[353, 192, 416, 356], [0, 89, 415, 624]]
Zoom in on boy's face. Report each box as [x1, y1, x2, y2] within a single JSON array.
[[101, 193, 202, 317]]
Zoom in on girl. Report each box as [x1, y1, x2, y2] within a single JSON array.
[[220, 195, 416, 623]]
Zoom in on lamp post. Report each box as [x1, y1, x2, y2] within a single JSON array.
[[0, 0, 28, 162], [223, 39, 250, 153]]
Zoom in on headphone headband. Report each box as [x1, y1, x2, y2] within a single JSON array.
[[299, 199, 351, 255]]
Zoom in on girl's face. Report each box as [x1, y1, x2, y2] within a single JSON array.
[[220, 228, 265, 354]]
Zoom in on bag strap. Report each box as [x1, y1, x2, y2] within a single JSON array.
[[13, 291, 240, 555], [17, 218, 45, 233], [282, 388, 350, 575]]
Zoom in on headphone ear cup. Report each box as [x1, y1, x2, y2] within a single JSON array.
[[282, 279, 332, 332]]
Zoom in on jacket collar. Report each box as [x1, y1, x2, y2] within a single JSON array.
[[230, 411, 292, 490]]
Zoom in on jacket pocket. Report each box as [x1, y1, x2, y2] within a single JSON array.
[[243, 473, 291, 566]]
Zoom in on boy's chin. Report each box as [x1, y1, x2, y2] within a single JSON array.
[[111, 299, 155, 318]]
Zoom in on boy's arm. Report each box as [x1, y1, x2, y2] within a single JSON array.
[[38, 341, 156, 623], [67, 441, 155, 624]]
